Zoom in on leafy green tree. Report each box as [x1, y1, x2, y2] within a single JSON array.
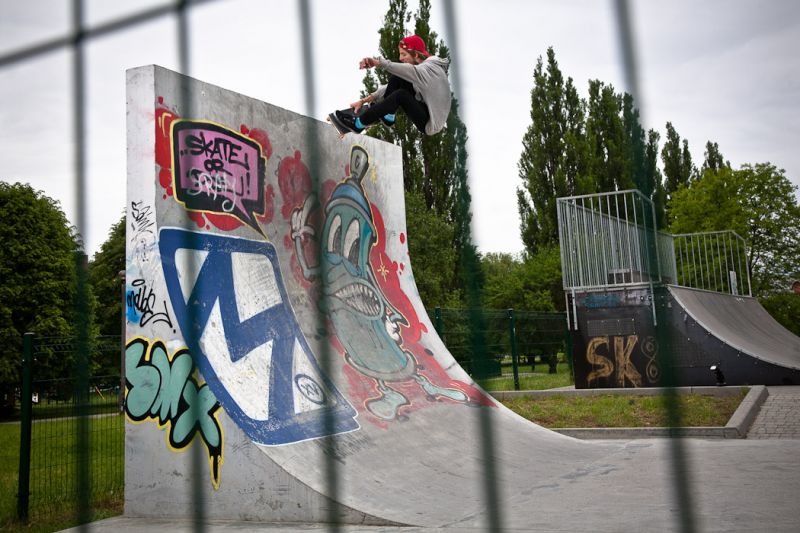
[[0, 182, 82, 412], [517, 47, 587, 254], [760, 293, 800, 336], [89, 215, 125, 336], [669, 162, 800, 296], [481, 248, 561, 312], [405, 189, 461, 308]]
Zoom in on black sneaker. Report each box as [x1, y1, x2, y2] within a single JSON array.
[[336, 109, 363, 133]]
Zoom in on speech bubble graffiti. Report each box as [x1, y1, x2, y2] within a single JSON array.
[[171, 120, 266, 233]]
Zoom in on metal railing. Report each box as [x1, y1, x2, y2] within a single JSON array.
[[557, 191, 752, 297], [557, 190, 662, 292], [672, 231, 751, 296]]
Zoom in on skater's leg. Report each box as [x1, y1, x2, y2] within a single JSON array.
[[359, 89, 430, 132]]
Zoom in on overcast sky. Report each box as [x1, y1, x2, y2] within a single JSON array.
[[1, 0, 798, 258]]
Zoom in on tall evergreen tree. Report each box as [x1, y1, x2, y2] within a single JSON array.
[[702, 140, 727, 173], [645, 129, 667, 228], [661, 121, 696, 196], [585, 80, 631, 194], [623, 93, 647, 194], [517, 47, 586, 254]]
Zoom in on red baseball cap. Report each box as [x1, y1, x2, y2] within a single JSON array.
[[399, 35, 430, 57]]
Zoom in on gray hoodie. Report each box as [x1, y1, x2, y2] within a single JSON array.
[[372, 55, 452, 135]]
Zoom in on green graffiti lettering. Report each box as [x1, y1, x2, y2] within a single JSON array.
[[125, 337, 224, 489]]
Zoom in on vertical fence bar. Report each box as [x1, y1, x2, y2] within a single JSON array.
[[508, 309, 520, 391], [118, 271, 126, 412], [17, 332, 34, 522]]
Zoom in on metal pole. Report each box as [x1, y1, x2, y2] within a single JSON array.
[[508, 309, 520, 391], [17, 332, 34, 522], [119, 270, 126, 412]]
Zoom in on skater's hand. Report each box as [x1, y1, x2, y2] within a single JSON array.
[[350, 100, 363, 113], [359, 57, 379, 69]]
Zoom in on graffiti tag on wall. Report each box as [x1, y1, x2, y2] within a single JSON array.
[[130, 200, 156, 263], [126, 278, 174, 329], [125, 337, 223, 488], [159, 228, 358, 445], [585, 334, 661, 387], [171, 120, 267, 233]]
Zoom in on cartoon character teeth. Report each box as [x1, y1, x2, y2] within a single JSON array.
[[291, 145, 468, 421]]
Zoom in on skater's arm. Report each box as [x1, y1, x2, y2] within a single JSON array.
[[350, 84, 386, 112]]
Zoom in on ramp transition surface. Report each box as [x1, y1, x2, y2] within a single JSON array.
[[668, 285, 800, 370]]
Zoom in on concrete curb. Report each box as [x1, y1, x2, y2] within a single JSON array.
[[493, 385, 767, 439]]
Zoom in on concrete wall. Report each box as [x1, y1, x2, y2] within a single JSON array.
[[124, 65, 545, 526]]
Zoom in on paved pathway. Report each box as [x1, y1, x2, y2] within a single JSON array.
[[747, 386, 800, 439]]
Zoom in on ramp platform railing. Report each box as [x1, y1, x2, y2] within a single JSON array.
[[557, 190, 752, 297], [557, 190, 663, 292]]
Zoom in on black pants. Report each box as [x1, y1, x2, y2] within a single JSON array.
[[359, 75, 429, 133]]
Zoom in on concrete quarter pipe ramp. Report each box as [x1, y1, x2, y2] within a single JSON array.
[[124, 66, 800, 531]]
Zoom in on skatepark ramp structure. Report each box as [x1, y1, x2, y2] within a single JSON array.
[[126, 64, 632, 528], [557, 190, 800, 388]]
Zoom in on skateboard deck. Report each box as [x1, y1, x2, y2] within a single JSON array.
[[327, 110, 354, 139]]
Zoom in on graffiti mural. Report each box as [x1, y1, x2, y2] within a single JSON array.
[[171, 120, 267, 233], [125, 337, 223, 488], [154, 100, 275, 234], [159, 228, 359, 445], [289, 146, 488, 422], [585, 334, 659, 387]]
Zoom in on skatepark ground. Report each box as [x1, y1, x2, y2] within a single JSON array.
[[63, 386, 800, 533]]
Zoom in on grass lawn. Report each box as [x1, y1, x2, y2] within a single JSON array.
[[501, 388, 749, 428], [477, 362, 573, 391], [0, 413, 124, 532]]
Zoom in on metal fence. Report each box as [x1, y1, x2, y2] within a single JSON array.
[[12, 334, 124, 524], [557, 190, 663, 291], [557, 190, 752, 297], [672, 231, 751, 296], [432, 308, 568, 389], [0, 1, 706, 532]]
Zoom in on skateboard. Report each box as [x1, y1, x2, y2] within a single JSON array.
[[327, 109, 357, 139]]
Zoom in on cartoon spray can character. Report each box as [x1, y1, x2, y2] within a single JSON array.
[[291, 146, 468, 421]]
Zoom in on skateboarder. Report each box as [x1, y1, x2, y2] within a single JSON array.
[[330, 35, 451, 136]]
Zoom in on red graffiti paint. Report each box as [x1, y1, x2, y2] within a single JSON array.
[[400, 232, 406, 244], [242, 125, 273, 160], [277, 151, 313, 220]]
